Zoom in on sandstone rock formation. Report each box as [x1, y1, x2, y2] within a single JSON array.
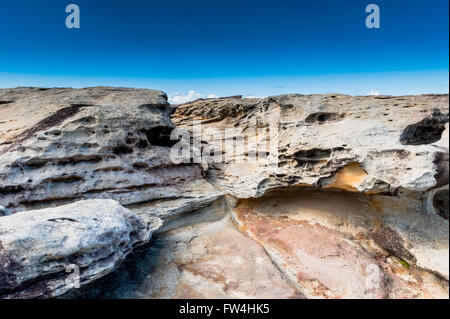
[[172, 94, 449, 197], [0, 87, 213, 213], [62, 199, 304, 299], [0, 87, 448, 299], [0, 199, 161, 299]]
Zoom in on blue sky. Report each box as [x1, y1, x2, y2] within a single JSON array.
[[0, 0, 448, 102]]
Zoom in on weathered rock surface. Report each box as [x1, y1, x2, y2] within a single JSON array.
[[0, 199, 161, 298], [173, 94, 449, 197], [0, 87, 210, 213], [63, 198, 304, 299], [0, 88, 448, 299], [170, 93, 449, 298], [232, 189, 448, 298]]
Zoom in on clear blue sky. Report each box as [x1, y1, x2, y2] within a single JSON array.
[[0, 0, 448, 101]]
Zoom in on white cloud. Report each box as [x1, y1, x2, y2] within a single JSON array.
[[168, 90, 218, 104], [368, 90, 379, 96], [168, 90, 202, 104]]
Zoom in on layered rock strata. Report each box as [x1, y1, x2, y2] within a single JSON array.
[[0, 88, 448, 299], [0, 87, 212, 213]]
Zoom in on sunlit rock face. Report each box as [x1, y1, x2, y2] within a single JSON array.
[[0, 88, 448, 299], [232, 189, 448, 299], [172, 94, 449, 198]]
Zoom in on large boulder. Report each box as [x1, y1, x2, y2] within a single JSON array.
[[0, 199, 161, 299]]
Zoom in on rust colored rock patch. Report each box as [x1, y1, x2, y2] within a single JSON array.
[[323, 162, 368, 192], [235, 205, 387, 299], [234, 189, 449, 299]]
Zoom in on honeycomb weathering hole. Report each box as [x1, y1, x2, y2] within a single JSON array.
[[433, 190, 449, 220], [400, 110, 449, 145], [145, 126, 178, 147], [305, 112, 344, 124]]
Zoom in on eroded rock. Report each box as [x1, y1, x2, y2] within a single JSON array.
[[61, 199, 304, 299], [172, 94, 449, 197], [433, 189, 449, 220], [0, 199, 161, 298], [0, 87, 208, 213], [1, 88, 448, 299], [231, 188, 448, 299]]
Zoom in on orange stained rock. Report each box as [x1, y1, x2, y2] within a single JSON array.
[[325, 162, 368, 192], [234, 203, 388, 299]]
